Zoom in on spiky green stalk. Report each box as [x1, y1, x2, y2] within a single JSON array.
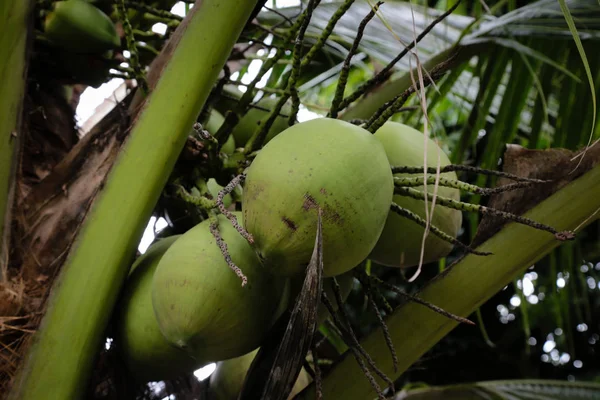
[[298, 163, 600, 400], [339, 46, 482, 122], [7, 1, 259, 399], [0, 1, 32, 276]]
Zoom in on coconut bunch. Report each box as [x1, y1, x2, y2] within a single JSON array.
[[112, 115, 462, 386]]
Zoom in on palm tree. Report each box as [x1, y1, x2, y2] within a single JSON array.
[[1, 0, 599, 399]]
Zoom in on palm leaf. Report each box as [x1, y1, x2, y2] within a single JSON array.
[[398, 379, 600, 400]]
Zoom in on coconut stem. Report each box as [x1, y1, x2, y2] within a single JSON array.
[[193, 121, 219, 146], [356, 272, 399, 373], [209, 212, 248, 286], [287, 0, 321, 126], [394, 176, 543, 196], [391, 165, 548, 183], [395, 187, 575, 241], [123, 1, 183, 21], [328, 1, 380, 119], [369, 275, 475, 326], [214, 6, 306, 146], [116, 0, 148, 93], [173, 184, 216, 209], [365, 57, 452, 133], [390, 203, 491, 256], [337, 0, 463, 113], [321, 293, 387, 400], [245, 0, 357, 153], [218, 174, 254, 243], [329, 278, 396, 395]]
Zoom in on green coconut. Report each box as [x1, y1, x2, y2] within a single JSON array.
[[371, 121, 462, 268], [242, 118, 394, 278], [151, 213, 290, 364], [43, 1, 120, 54], [114, 236, 203, 382], [231, 95, 293, 147], [208, 349, 312, 400], [203, 109, 236, 154]]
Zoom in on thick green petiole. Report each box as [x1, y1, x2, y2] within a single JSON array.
[[0, 1, 32, 275], [7, 1, 260, 399], [298, 163, 600, 400]]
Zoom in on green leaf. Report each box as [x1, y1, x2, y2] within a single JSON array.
[[557, 0, 596, 155], [398, 379, 600, 400]]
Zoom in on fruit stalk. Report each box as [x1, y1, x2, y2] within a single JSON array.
[[0, 0, 32, 276], [7, 1, 260, 399], [298, 162, 600, 400]]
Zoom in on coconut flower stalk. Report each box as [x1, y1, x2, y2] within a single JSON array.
[[0, 1, 32, 274], [298, 162, 600, 400], [7, 1, 260, 399]]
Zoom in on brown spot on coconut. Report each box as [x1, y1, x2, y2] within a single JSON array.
[[242, 118, 393, 277]]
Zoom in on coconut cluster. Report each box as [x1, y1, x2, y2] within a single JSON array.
[[113, 116, 461, 385]]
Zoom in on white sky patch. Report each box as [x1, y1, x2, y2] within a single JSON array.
[[171, 2, 189, 16], [152, 23, 167, 35], [75, 78, 124, 126], [138, 217, 169, 254], [522, 277, 534, 296], [194, 363, 216, 381]]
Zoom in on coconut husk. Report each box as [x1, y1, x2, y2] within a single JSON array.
[[471, 143, 600, 247]]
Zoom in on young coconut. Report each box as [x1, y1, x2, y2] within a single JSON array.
[[371, 122, 462, 268], [208, 349, 311, 400], [43, 0, 121, 54], [231, 95, 294, 147], [113, 236, 204, 382], [151, 213, 290, 364], [203, 109, 236, 154], [216, 85, 293, 147], [242, 118, 394, 277]]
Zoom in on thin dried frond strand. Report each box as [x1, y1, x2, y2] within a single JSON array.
[[209, 213, 248, 286], [356, 272, 399, 372], [328, 1, 382, 118], [395, 187, 575, 241], [217, 174, 254, 243], [321, 294, 387, 400], [287, 0, 321, 125], [390, 203, 491, 256], [394, 176, 544, 196], [391, 165, 549, 183], [117, 0, 148, 92], [330, 277, 395, 395], [370, 276, 475, 326], [310, 341, 323, 400], [338, 0, 462, 112]]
